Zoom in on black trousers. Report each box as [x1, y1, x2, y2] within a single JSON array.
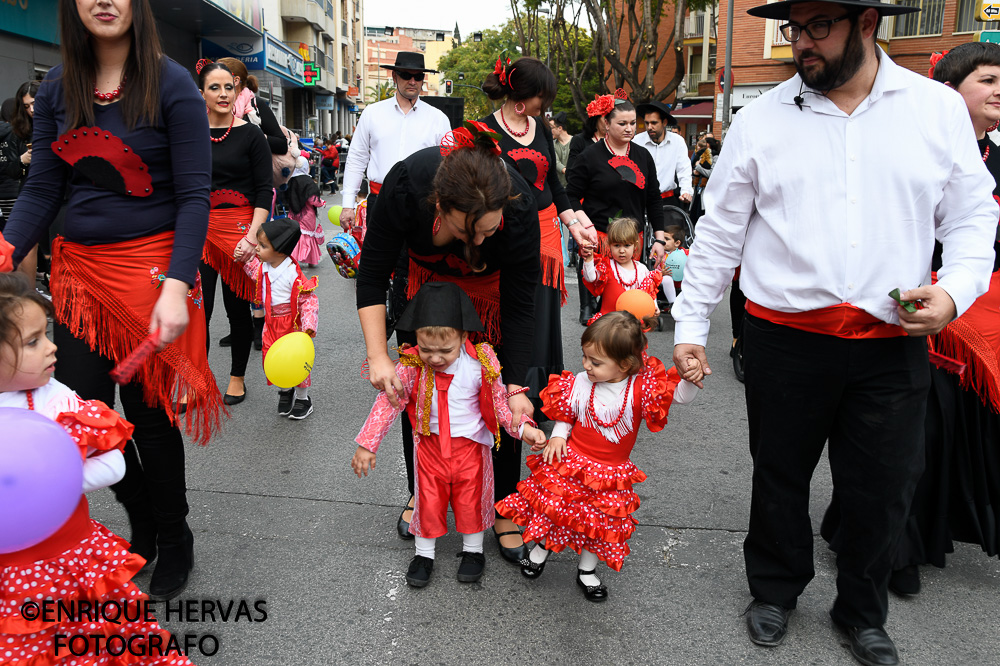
[[53, 323, 188, 527], [742, 313, 929, 628], [200, 262, 253, 377]]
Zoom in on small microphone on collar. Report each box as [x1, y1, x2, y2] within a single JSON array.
[[794, 94, 805, 110]]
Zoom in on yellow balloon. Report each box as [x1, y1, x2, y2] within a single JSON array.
[[263, 332, 315, 388]]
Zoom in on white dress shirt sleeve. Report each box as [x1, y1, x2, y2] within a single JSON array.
[[674, 135, 693, 197], [671, 112, 754, 347], [933, 100, 1000, 317], [342, 109, 372, 204], [82, 449, 126, 493]]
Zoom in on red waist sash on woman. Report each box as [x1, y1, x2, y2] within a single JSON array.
[[537, 202, 568, 305], [745, 300, 906, 339], [406, 251, 501, 346], [203, 205, 255, 301], [0, 498, 90, 567], [51, 232, 224, 445]]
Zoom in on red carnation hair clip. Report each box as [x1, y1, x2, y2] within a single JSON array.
[[928, 50, 949, 79], [440, 120, 502, 157], [195, 58, 213, 75], [586, 94, 615, 118], [493, 53, 515, 87]]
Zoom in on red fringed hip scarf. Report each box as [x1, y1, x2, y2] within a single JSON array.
[[51, 232, 224, 445], [203, 206, 256, 301], [537, 203, 568, 305], [406, 252, 501, 346]]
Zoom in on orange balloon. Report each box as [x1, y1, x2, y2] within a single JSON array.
[[616, 289, 656, 319]]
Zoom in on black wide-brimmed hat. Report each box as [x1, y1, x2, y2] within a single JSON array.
[[380, 51, 438, 73], [395, 282, 485, 333], [635, 100, 677, 126], [747, 0, 918, 20]]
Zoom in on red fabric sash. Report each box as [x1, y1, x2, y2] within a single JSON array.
[[369, 181, 382, 194], [660, 191, 675, 199], [745, 300, 905, 339], [537, 202, 567, 305], [0, 498, 90, 567], [203, 206, 255, 301], [406, 257, 502, 346], [51, 232, 224, 445]]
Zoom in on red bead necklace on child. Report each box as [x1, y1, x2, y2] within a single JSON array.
[[612, 258, 639, 288], [587, 374, 633, 429], [25, 389, 34, 411]]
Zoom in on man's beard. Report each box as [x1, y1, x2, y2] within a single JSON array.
[[794, 20, 866, 92], [648, 127, 661, 142]]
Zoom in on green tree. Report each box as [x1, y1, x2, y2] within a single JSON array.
[[367, 81, 396, 103]]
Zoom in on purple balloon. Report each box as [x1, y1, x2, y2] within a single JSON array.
[[0, 408, 84, 554]]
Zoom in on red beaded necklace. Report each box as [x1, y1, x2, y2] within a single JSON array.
[[26, 389, 34, 411], [500, 106, 529, 137], [93, 78, 125, 102], [612, 258, 639, 287], [983, 144, 990, 162], [210, 113, 236, 143], [604, 137, 630, 157], [587, 374, 633, 429]]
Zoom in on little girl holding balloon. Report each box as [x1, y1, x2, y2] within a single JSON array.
[[0, 273, 195, 664], [242, 217, 319, 420]]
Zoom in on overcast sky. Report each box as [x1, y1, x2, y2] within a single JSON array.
[[363, 0, 515, 36]]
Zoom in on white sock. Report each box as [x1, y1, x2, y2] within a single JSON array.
[[415, 536, 436, 559], [578, 550, 601, 586], [529, 543, 550, 565], [462, 531, 484, 554], [662, 277, 677, 304], [294, 386, 309, 400]]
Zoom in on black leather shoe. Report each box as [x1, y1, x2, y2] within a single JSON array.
[[149, 524, 193, 601], [219, 334, 233, 347], [519, 554, 547, 579], [406, 555, 434, 587], [576, 569, 608, 602], [456, 551, 485, 582], [744, 600, 789, 647], [888, 565, 920, 596], [492, 526, 528, 564], [834, 622, 899, 666], [223, 383, 247, 406], [397, 497, 414, 540]]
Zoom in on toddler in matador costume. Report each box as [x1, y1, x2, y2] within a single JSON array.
[[352, 282, 546, 588]]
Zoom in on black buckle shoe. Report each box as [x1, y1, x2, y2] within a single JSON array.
[[277, 389, 294, 416], [456, 551, 485, 582], [148, 524, 194, 602], [576, 569, 608, 602], [834, 622, 899, 666], [744, 600, 789, 647], [397, 497, 414, 540], [888, 565, 920, 596], [406, 555, 434, 588], [492, 526, 528, 564], [519, 554, 547, 579]]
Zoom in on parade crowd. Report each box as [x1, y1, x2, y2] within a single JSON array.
[[1, 1, 999, 665]]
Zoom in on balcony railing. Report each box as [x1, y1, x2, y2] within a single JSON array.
[[684, 13, 707, 39], [685, 73, 711, 92], [342, 20, 348, 37], [325, 0, 334, 18]]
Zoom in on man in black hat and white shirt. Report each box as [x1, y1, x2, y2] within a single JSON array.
[[671, 1, 998, 665], [340, 52, 451, 228], [633, 101, 693, 204]]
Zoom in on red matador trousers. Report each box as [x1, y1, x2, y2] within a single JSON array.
[[409, 433, 496, 539]]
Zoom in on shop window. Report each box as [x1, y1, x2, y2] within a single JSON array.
[[955, 0, 1000, 31]]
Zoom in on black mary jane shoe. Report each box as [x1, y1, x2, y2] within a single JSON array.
[[833, 621, 899, 666], [223, 383, 247, 406], [492, 526, 529, 564], [405, 555, 434, 588], [576, 569, 608, 603], [519, 555, 547, 579], [397, 497, 415, 540]]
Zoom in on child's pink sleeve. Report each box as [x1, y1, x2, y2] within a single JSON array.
[[297, 279, 319, 333], [641, 268, 663, 299], [483, 345, 535, 438], [355, 364, 419, 453]]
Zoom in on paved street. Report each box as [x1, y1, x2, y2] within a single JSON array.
[[87, 195, 1000, 665]]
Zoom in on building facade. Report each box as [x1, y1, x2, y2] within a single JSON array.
[[363, 25, 454, 101]]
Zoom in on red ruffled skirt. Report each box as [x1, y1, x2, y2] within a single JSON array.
[[0, 521, 194, 665], [496, 426, 646, 572]]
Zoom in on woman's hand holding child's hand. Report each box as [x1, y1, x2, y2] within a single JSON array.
[[351, 446, 376, 478], [542, 437, 567, 464], [522, 425, 546, 451]]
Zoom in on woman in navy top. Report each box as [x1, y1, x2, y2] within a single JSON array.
[[3, 0, 216, 602]]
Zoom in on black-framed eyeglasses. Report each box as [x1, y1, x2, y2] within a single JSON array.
[[394, 71, 425, 81], [778, 13, 854, 42]]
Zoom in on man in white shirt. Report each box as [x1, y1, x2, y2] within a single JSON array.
[[671, 2, 998, 665], [340, 52, 451, 228], [633, 101, 693, 204]]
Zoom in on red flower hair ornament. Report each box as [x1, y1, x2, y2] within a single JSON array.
[[493, 54, 516, 87], [440, 120, 503, 157], [195, 58, 214, 75], [927, 50, 949, 79], [586, 94, 615, 118]]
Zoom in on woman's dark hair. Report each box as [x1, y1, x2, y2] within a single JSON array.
[[57, 0, 163, 130], [0, 98, 16, 123], [932, 42, 1000, 87], [198, 62, 234, 90], [11, 81, 40, 141], [482, 56, 557, 108], [583, 114, 604, 139], [217, 57, 259, 93], [606, 99, 635, 122], [580, 311, 654, 375], [429, 140, 515, 272], [0, 273, 54, 370], [706, 137, 721, 154]]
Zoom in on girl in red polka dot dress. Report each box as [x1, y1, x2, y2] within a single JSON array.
[[496, 311, 700, 602], [0, 274, 195, 665]]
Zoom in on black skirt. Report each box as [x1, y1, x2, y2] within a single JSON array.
[[523, 282, 563, 423]]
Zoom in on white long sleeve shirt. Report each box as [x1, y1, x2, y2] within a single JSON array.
[[341, 95, 451, 203], [633, 130, 694, 197], [672, 50, 999, 347]]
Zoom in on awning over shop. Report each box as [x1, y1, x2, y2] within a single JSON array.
[[672, 101, 713, 120], [154, 0, 261, 37]]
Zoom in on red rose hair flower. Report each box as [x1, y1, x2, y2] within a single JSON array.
[[586, 94, 615, 118], [927, 50, 949, 79]]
